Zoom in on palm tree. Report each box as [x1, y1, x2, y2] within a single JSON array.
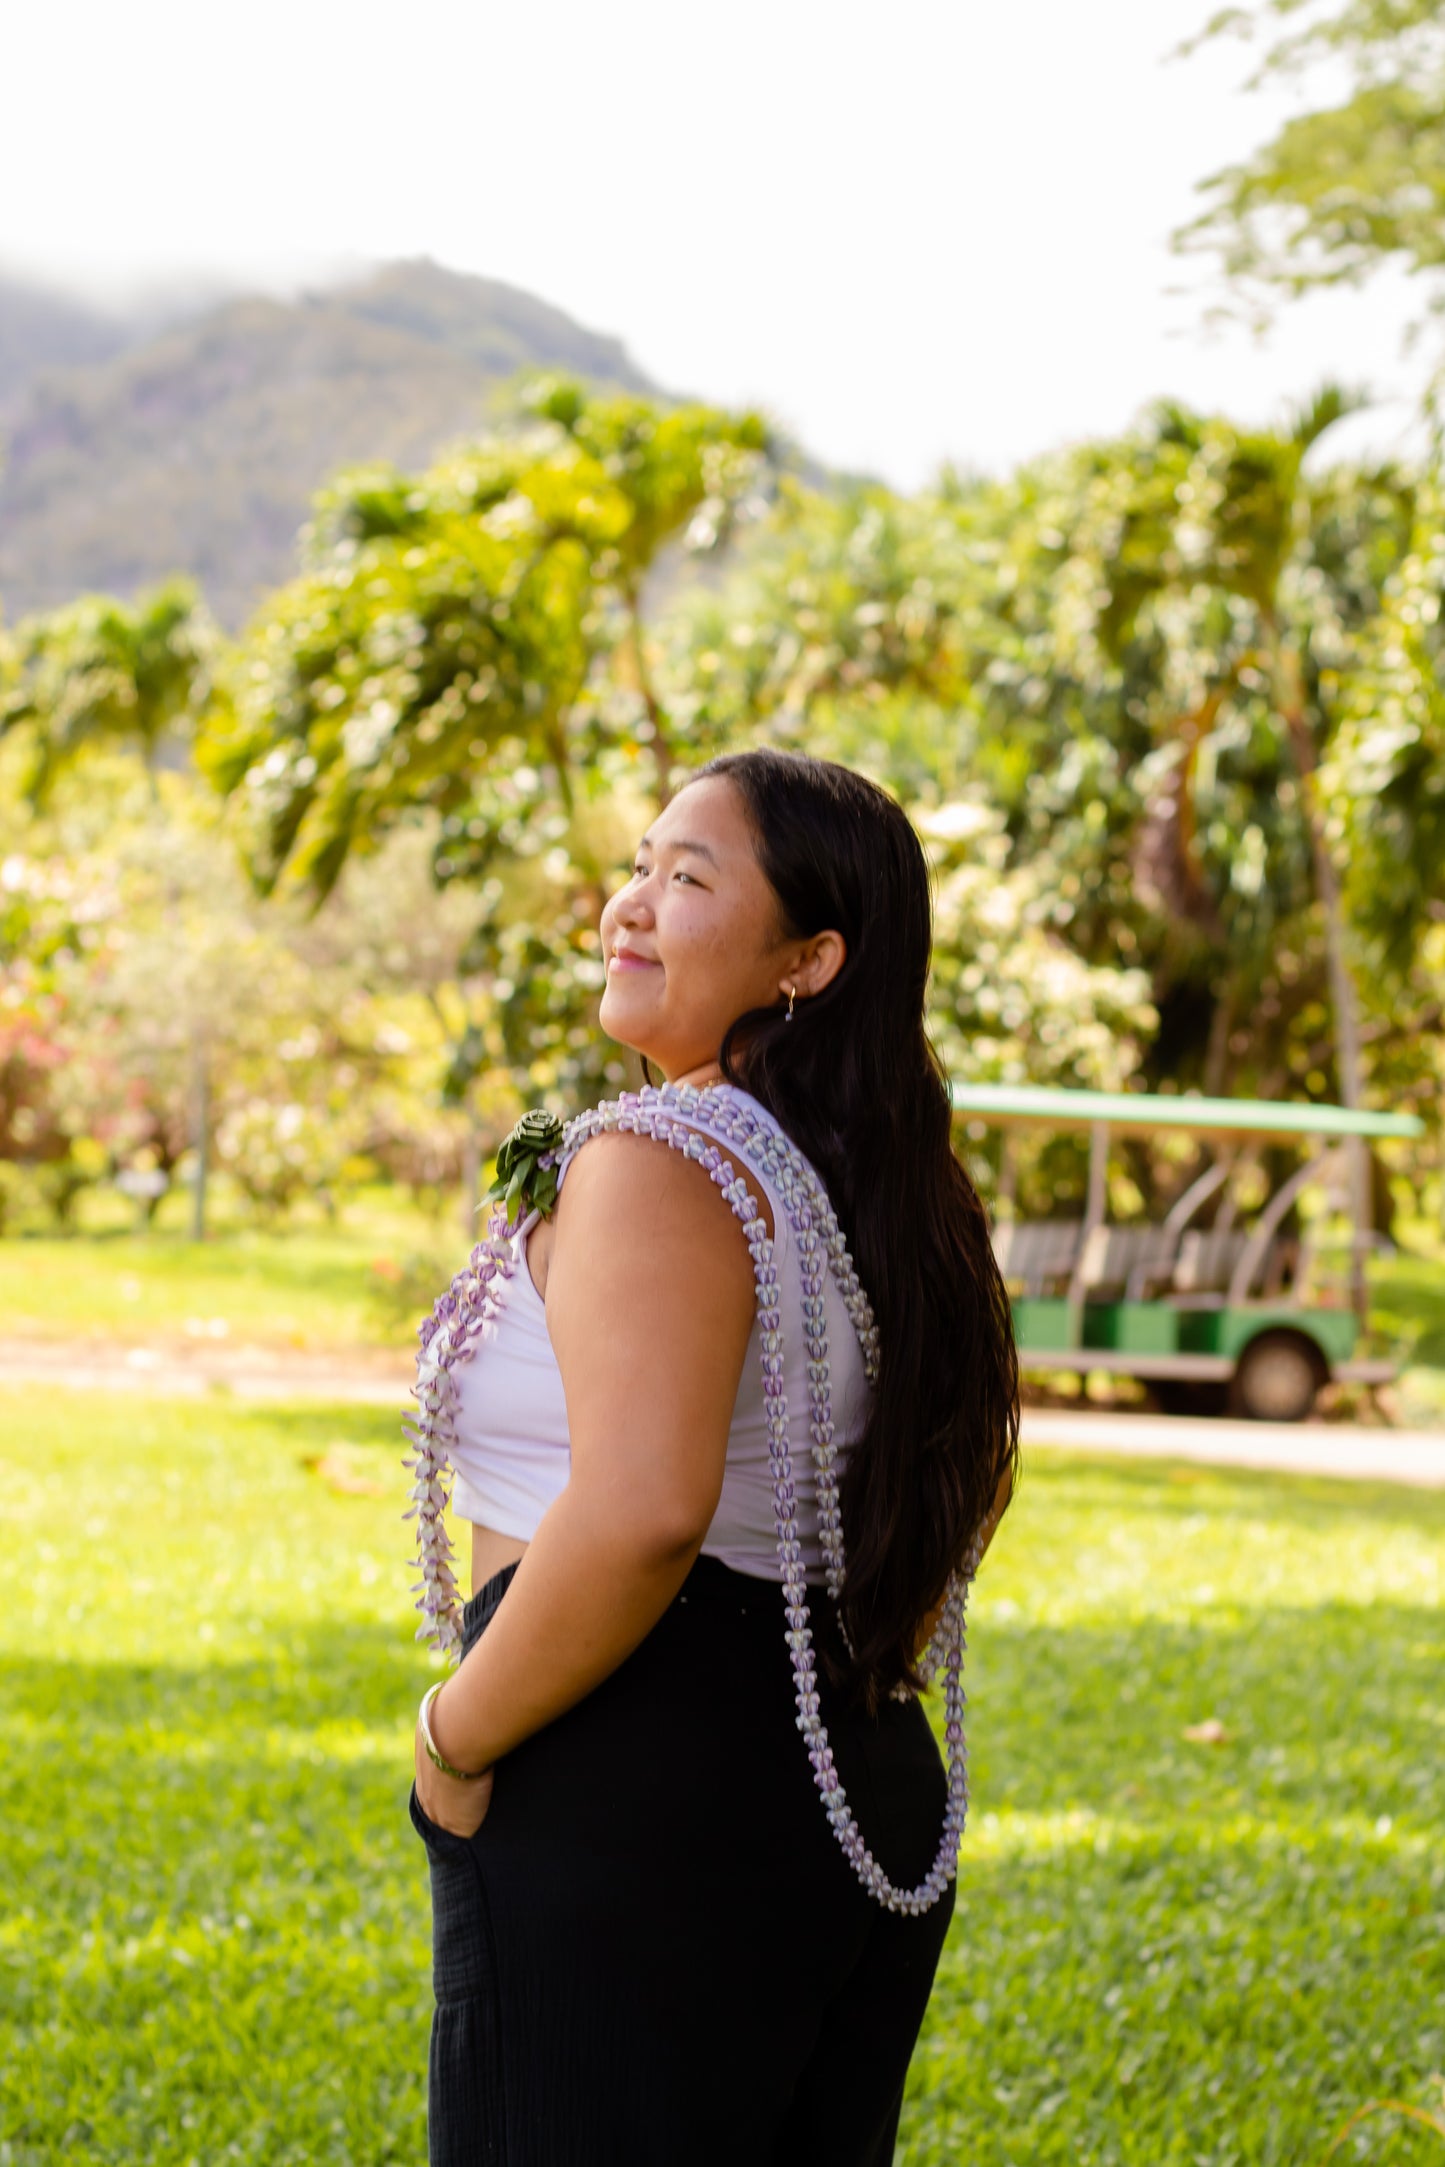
[[0, 579, 211, 802]]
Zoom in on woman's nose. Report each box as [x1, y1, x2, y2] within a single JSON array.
[[613, 881, 654, 927]]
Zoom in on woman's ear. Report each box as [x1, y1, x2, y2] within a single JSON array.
[[789, 930, 847, 1000]]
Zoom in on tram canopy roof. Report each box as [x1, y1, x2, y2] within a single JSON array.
[[947, 1082, 1423, 1142]]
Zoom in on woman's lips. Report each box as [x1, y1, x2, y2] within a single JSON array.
[[607, 952, 660, 973]]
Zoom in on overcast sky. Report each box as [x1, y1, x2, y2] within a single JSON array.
[[1, 0, 1425, 486]]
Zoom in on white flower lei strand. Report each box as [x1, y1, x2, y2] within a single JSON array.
[[402, 1208, 518, 1660], [404, 1081, 980, 1915]]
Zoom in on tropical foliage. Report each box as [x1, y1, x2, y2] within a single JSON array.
[[0, 755, 484, 1233], [4, 373, 1445, 1231], [1177, 0, 1445, 402], [0, 579, 213, 801]]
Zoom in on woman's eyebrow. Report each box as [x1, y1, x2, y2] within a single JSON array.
[[638, 834, 720, 868]]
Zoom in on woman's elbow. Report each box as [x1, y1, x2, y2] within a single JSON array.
[[574, 1472, 721, 1569], [631, 1485, 720, 1565]]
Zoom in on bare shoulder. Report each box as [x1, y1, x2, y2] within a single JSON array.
[[552, 1128, 760, 1278], [545, 1128, 759, 1387], [558, 1118, 779, 1239]]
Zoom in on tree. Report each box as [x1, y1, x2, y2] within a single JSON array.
[[0, 584, 227, 1223], [1325, 470, 1445, 972], [0, 580, 214, 799], [0, 743, 510, 1234], [203, 380, 771, 1117], [1177, 0, 1445, 405], [205, 380, 769, 894], [966, 394, 1428, 1295], [666, 406, 1434, 1249]]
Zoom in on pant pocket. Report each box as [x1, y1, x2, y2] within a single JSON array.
[[410, 1780, 475, 1859], [413, 1788, 508, 2165]]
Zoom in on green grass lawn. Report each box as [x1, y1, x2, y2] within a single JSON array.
[[8, 1214, 1445, 1423], [0, 1201, 459, 1351], [1, 1390, 1442, 2165]]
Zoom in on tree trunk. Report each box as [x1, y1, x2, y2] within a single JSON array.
[[1273, 638, 1371, 1320], [624, 579, 677, 806], [189, 1035, 210, 1242], [1202, 982, 1234, 1099]]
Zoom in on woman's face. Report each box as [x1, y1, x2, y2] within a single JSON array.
[[599, 776, 830, 1082]]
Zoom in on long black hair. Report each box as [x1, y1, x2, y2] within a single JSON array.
[[697, 747, 1019, 1705]]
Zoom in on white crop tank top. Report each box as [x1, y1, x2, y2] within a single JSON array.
[[448, 1085, 872, 1581]]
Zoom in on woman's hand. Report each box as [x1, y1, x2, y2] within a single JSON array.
[[414, 1699, 495, 1838]]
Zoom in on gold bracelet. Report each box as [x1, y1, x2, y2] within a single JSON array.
[[418, 1681, 489, 1782]]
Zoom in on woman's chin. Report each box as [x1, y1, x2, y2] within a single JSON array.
[[598, 989, 652, 1057], [597, 987, 626, 1034]]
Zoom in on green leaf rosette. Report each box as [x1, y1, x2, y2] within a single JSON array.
[[487, 1108, 564, 1225]]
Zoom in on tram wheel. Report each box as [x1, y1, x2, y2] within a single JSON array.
[[1228, 1331, 1324, 1423]]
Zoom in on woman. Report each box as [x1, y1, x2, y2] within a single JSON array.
[[406, 748, 1019, 2167]]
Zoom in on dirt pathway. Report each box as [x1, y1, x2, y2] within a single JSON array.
[[1021, 1407, 1445, 1486], [5, 1337, 1444, 1483], [0, 1335, 411, 1406]]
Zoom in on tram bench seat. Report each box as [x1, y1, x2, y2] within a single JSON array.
[[1076, 1224, 1179, 1299], [1172, 1228, 1251, 1297], [992, 1222, 1270, 1305], [991, 1220, 1083, 1296]]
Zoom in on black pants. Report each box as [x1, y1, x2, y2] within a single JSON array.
[[410, 1554, 955, 2167]]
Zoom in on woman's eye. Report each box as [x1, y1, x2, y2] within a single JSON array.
[[627, 860, 699, 886]]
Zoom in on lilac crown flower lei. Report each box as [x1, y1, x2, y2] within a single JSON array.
[[403, 1081, 982, 1916]]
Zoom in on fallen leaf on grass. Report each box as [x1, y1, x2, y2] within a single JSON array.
[[1182, 1717, 1230, 1745], [303, 1447, 388, 1497]]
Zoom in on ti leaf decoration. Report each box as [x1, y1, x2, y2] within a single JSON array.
[[486, 1108, 564, 1225]]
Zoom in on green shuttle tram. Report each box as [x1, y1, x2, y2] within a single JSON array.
[[951, 1083, 1423, 1422]]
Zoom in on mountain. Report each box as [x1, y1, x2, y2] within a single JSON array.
[[0, 277, 136, 408], [0, 260, 656, 627]]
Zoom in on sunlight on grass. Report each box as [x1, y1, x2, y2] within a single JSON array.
[[0, 1199, 460, 1351], [906, 1455, 1445, 2167], [7, 1218, 1445, 1391], [0, 1390, 1441, 2164]]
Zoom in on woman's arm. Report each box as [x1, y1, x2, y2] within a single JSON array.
[[417, 1131, 757, 1832]]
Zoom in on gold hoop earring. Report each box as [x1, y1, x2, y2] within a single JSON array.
[[785, 985, 797, 1022]]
